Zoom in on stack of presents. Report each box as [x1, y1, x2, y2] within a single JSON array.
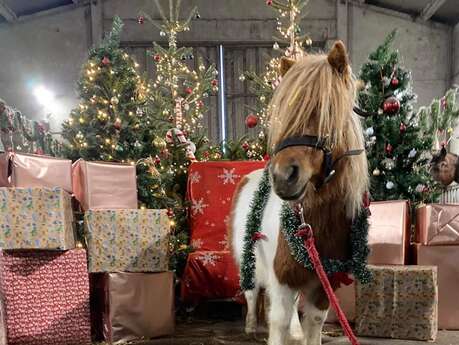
[[0, 152, 173, 344]]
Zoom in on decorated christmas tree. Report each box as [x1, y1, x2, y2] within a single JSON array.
[[61, 17, 169, 211], [0, 98, 61, 155], [228, 0, 312, 160], [418, 88, 459, 149], [139, 0, 218, 273], [359, 30, 439, 204]]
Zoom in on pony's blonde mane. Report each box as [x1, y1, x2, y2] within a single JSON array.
[[268, 54, 368, 215]]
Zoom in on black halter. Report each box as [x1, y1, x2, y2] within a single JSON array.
[[273, 135, 364, 189]]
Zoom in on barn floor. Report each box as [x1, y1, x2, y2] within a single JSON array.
[[143, 319, 459, 345]]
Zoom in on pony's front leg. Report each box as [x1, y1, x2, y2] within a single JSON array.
[[244, 287, 260, 334], [268, 279, 296, 345], [300, 299, 328, 345]]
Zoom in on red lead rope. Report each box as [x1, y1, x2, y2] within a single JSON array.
[[295, 224, 360, 345]]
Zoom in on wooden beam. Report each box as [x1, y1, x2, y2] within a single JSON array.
[[0, 0, 17, 22], [419, 0, 447, 21]]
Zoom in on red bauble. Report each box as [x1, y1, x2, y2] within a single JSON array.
[[185, 87, 193, 95], [114, 118, 122, 130], [385, 143, 393, 155], [137, 16, 145, 24], [266, 0, 273, 5], [382, 96, 400, 115], [390, 77, 399, 87], [242, 142, 249, 151], [166, 208, 174, 218], [263, 153, 271, 161], [211, 79, 218, 87], [196, 100, 204, 108], [154, 155, 161, 165], [101, 56, 110, 65], [245, 114, 258, 128], [153, 54, 161, 62], [203, 151, 210, 159], [399, 122, 406, 134]]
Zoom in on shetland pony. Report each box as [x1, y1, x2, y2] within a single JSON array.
[[230, 41, 368, 345]]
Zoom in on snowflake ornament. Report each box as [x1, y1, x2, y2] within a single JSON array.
[[191, 238, 204, 249], [218, 168, 240, 185], [219, 234, 229, 250], [189, 171, 201, 184], [191, 198, 208, 215], [198, 252, 219, 267]]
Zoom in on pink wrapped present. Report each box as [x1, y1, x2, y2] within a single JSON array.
[[0, 249, 91, 345], [416, 204, 459, 245], [7, 153, 72, 192], [367, 200, 410, 265], [90, 272, 174, 343], [72, 159, 137, 211], [415, 244, 459, 329]]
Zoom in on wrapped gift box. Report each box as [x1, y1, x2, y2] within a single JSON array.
[[0, 249, 91, 345], [181, 250, 241, 303], [0, 187, 75, 250], [4, 153, 73, 193], [355, 265, 438, 341], [90, 272, 174, 343], [416, 204, 459, 245], [367, 200, 410, 265], [415, 244, 459, 329], [85, 209, 170, 272], [72, 159, 137, 211], [187, 161, 266, 251]]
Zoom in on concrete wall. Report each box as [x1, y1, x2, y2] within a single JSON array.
[[0, 0, 456, 133], [453, 23, 459, 86]]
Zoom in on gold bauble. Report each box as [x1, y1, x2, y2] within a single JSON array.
[[153, 137, 167, 150], [372, 168, 381, 176]]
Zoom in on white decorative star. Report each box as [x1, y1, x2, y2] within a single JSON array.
[[189, 171, 201, 184], [191, 198, 208, 215], [218, 168, 240, 185], [198, 252, 219, 267]]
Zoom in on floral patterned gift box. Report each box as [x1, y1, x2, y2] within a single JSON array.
[[355, 265, 438, 341], [85, 209, 170, 272], [0, 187, 74, 250]]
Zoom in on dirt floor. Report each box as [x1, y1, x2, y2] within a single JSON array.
[[142, 319, 459, 345]]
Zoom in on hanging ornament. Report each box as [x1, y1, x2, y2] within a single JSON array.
[[211, 79, 218, 87], [154, 54, 161, 62], [385, 143, 393, 155], [134, 141, 142, 148], [259, 131, 265, 139], [415, 184, 426, 193], [242, 142, 250, 151], [160, 31, 166, 37], [372, 168, 381, 176], [273, 42, 280, 50], [378, 108, 384, 115], [101, 56, 110, 65], [383, 96, 401, 115], [365, 127, 374, 136], [153, 137, 167, 150], [183, 103, 190, 111], [408, 148, 417, 158], [196, 100, 204, 108], [381, 158, 396, 170], [137, 16, 145, 24], [136, 108, 144, 117], [154, 155, 161, 165], [167, 208, 175, 218], [266, 0, 273, 5], [110, 96, 119, 105], [391, 77, 399, 87], [194, 11, 201, 19], [382, 76, 391, 87], [399, 122, 407, 134], [115, 144, 123, 152], [386, 181, 395, 190], [245, 114, 258, 128], [114, 118, 122, 130], [185, 87, 193, 95]]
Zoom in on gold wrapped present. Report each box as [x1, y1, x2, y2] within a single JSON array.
[[355, 265, 438, 341], [85, 209, 170, 273], [0, 187, 74, 250]]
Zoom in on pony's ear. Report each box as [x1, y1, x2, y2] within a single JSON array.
[[279, 57, 295, 77], [327, 40, 349, 75], [440, 146, 448, 158]]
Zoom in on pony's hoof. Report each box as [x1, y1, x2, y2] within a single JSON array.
[[245, 326, 257, 335], [290, 330, 304, 341]]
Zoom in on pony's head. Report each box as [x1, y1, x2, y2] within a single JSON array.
[[268, 41, 368, 214]]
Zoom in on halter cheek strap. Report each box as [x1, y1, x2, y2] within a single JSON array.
[[273, 135, 364, 189]]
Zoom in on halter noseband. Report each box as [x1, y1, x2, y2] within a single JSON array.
[[273, 135, 364, 190]]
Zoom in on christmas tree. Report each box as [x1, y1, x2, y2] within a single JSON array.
[[61, 17, 169, 210], [359, 30, 439, 204], [418, 88, 459, 149], [0, 98, 61, 156], [228, 0, 312, 160], [140, 0, 218, 274]]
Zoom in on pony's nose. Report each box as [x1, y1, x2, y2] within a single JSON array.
[[272, 163, 300, 187], [285, 164, 299, 185]]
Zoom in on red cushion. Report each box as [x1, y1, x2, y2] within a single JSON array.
[[187, 161, 265, 251]]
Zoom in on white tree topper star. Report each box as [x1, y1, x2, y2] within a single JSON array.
[[218, 168, 240, 185]]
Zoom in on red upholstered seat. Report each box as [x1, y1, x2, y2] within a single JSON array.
[[181, 161, 266, 303]]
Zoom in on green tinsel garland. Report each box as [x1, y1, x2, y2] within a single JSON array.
[[240, 168, 371, 291]]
